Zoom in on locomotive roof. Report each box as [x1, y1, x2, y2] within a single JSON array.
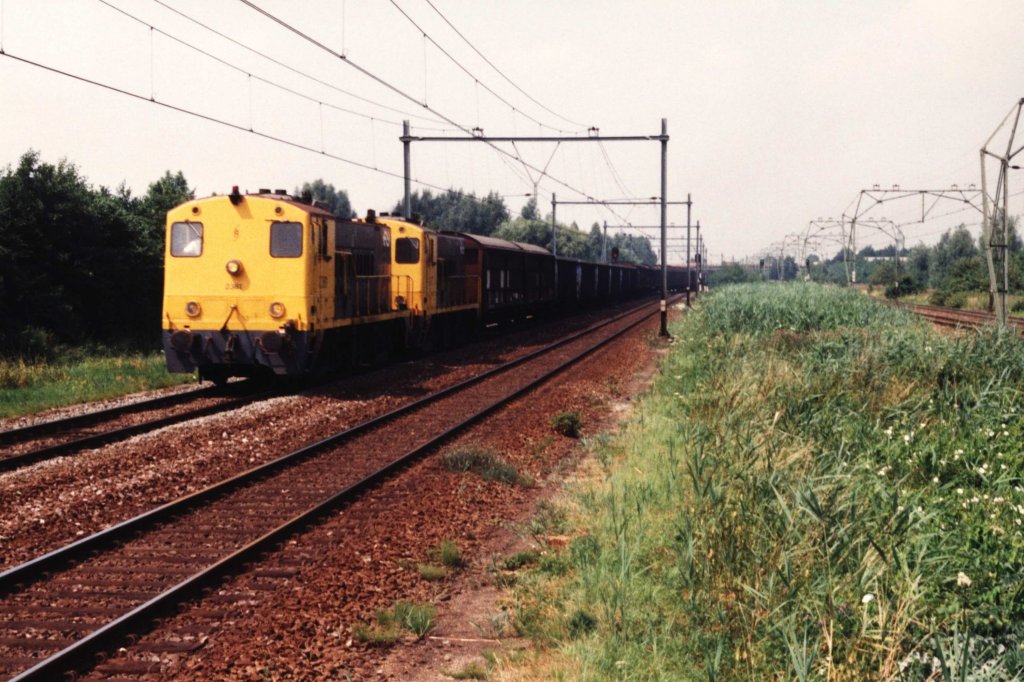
[[188, 192, 335, 220], [449, 232, 553, 257]]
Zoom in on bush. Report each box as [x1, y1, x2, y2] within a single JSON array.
[[441, 447, 524, 485], [551, 411, 582, 437], [432, 540, 468, 569], [929, 289, 968, 308]]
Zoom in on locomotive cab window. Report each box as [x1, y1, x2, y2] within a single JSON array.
[[270, 221, 303, 258], [395, 237, 420, 264], [170, 222, 203, 257]]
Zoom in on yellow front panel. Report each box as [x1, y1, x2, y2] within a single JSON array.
[[382, 218, 428, 313], [162, 196, 312, 332]]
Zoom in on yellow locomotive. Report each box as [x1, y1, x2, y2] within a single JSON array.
[[162, 188, 478, 382]]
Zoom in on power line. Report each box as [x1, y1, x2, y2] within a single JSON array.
[[386, 0, 579, 135], [0, 49, 454, 194], [97, 0, 412, 132], [235, 0, 617, 209], [419, 0, 586, 130], [145, 0, 454, 130]]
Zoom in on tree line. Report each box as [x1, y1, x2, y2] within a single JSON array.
[[0, 153, 657, 359], [710, 219, 1024, 307]]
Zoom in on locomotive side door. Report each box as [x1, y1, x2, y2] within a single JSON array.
[[312, 216, 333, 325]]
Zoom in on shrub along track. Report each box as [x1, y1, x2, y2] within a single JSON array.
[[0, 297, 673, 681]]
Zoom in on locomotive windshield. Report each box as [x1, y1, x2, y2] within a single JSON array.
[[170, 222, 203, 257], [270, 221, 303, 258], [395, 237, 420, 264]]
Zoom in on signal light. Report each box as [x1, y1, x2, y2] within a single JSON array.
[[611, 246, 620, 263], [229, 186, 243, 206], [185, 301, 201, 318], [226, 260, 243, 276], [269, 302, 286, 319]]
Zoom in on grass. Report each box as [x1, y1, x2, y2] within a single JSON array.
[[353, 600, 437, 644], [551, 411, 582, 438], [441, 446, 528, 486], [504, 282, 1024, 680], [0, 351, 193, 419]]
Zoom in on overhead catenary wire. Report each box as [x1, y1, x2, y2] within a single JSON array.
[[234, 0, 628, 216], [97, 0, 422, 132], [420, 0, 586, 130], [0, 50, 456, 194], [387, 0, 582, 135], [144, 0, 455, 130]]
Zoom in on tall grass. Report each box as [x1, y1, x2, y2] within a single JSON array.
[[0, 352, 192, 419], [506, 282, 1024, 680]]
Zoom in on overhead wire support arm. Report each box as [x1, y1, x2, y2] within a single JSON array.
[[402, 134, 669, 143]]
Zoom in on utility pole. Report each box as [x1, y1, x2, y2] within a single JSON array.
[[660, 118, 668, 336], [550, 193, 557, 258], [685, 193, 692, 307], [602, 221, 608, 262], [981, 98, 1024, 329], [403, 120, 412, 218]]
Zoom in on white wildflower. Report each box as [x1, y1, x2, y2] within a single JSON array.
[[861, 593, 875, 605], [957, 572, 972, 587]]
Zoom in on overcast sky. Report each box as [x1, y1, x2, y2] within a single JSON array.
[[2, 0, 1023, 263]]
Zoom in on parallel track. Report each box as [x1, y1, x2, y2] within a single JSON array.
[[893, 301, 1024, 332], [0, 382, 276, 473], [0, 297, 673, 681]]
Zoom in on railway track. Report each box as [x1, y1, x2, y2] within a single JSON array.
[[0, 382, 276, 474], [0, 296, 672, 681], [893, 301, 1024, 332]]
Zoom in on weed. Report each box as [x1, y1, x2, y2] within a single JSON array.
[[567, 609, 597, 638], [503, 550, 540, 571], [445, 660, 489, 679], [432, 540, 467, 569], [551, 411, 582, 437], [418, 563, 448, 581], [441, 447, 525, 485], [354, 599, 437, 643]]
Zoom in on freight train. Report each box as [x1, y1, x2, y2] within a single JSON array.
[[162, 188, 689, 383]]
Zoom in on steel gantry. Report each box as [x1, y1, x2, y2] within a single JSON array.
[[401, 119, 678, 335], [981, 98, 1024, 329], [843, 186, 982, 284]]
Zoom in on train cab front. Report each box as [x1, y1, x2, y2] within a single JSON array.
[[161, 187, 323, 382]]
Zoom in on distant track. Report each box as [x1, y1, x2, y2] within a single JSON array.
[[893, 301, 1024, 332], [0, 296, 673, 682]]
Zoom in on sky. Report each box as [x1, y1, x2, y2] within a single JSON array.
[[2, 0, 1024, 264]]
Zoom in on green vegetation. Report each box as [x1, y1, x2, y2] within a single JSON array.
[[353, 600, 437, 644], [0, 352, 192, 419], [441, 446, 527, 486], [433, 540, 468, 570], [508, 283, 1024, 679], [445, 660, 489, 680], [0, 151, 192, 354], [550, 411, 582, 438], [417, 563, 448, 581]]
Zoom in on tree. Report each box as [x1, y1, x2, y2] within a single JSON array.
[[392, 189, 509, 235], [930, 224, 978, 289], [709, 263, 757, 286], [296, 179, 355, 219], [0, 151, 193, 354], [520, 196, 540, 220]]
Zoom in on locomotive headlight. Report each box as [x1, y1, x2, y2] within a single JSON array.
[[226, 259, 243, 276], [185, 301, 202, 318], [269, 301, 286, 319]]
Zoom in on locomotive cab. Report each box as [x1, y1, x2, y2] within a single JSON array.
[[162, 190, 334, 381]]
